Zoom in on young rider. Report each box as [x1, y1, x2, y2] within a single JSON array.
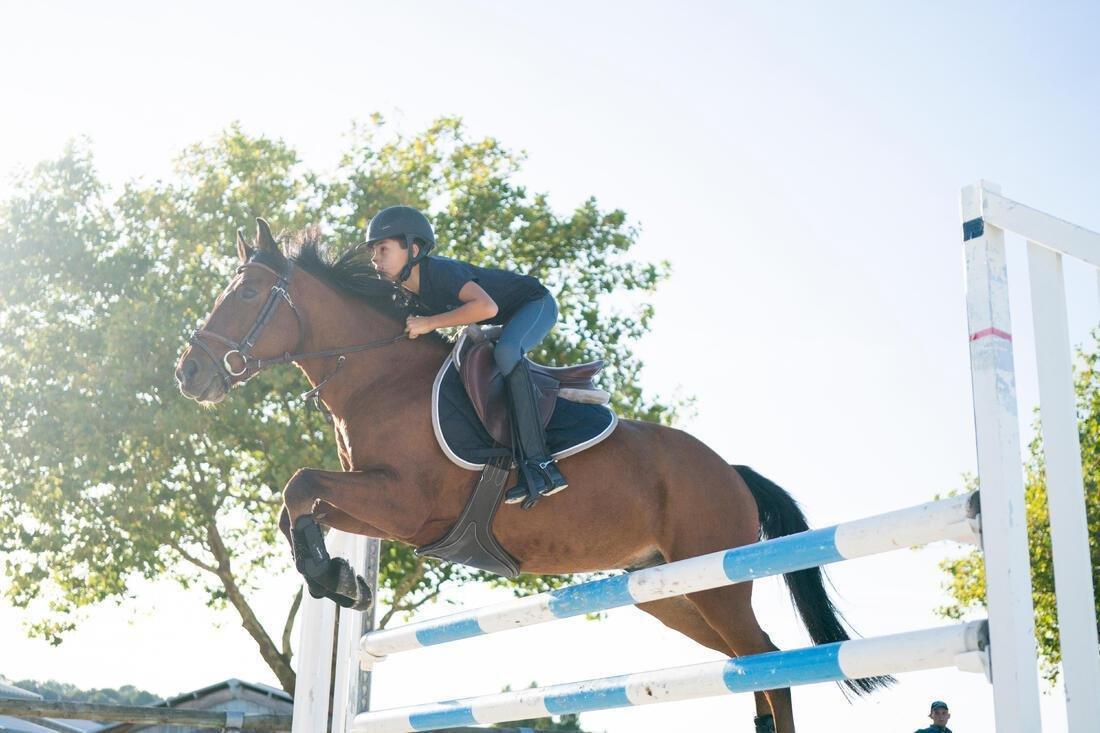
[[364, 205, 568, 504]]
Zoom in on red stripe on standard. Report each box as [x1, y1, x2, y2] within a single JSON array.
[[969, 327, 1012, 342]]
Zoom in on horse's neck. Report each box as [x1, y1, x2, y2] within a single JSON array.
[[296, 297, 447, 416]]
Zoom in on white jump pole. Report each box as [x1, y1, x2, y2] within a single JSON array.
[[360, 492, 978, 664], [352, 621, 989, 733]]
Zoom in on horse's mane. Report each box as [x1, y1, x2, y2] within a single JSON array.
[[276, 227, 445, 346]]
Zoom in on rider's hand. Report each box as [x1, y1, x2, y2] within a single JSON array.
[[405, 315, 435, 339]]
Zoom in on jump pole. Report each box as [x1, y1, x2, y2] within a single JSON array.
[[351, 621, 989, 733], [360, 492, 978, 665]]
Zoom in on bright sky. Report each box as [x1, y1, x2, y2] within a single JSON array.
[[2, 2, 1099, 731]]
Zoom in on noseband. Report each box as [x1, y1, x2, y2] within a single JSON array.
[[188, 257, 407, 392]]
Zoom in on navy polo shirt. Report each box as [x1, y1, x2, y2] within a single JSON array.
[[416, 256, 549, 325]]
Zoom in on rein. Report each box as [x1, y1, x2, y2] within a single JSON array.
[[189, 258, 408, 397]]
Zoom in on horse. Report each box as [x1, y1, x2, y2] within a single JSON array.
[[174, 219, 889, 732]]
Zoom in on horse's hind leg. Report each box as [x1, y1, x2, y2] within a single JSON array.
[[636, 596, 778, 729], [681, 581, 792, 732]]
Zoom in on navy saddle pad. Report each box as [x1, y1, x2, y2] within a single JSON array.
[[432, 357, 618, 470]]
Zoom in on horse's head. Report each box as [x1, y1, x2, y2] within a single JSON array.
[[175, 218, 304, 404]]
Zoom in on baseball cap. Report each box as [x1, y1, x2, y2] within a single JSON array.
[[930, 700, 949, 712]]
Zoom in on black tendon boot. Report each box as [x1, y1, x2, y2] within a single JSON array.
[[503, 360, 568, 506], [291, 516, 373, 611]]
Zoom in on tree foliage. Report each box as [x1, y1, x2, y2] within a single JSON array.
[[0, 118, 672, 692], [938, 340, 1100, 684], [1, 677, 161, 706]]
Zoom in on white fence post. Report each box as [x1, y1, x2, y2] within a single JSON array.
[[332, 536, 381, 731], [960, 182, 1043, 732], [1026, 241, 1100, 730], [293, 530, 376, 733], [292, 573, 339, 733]]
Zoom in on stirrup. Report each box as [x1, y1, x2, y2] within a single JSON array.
[[535, 457, 568, 495], [503, 465, 547, 505], [503, 458, 568, 505]]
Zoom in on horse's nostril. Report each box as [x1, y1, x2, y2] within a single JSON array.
[[177, 359, 200, 388]]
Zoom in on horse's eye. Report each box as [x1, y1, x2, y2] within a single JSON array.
[[240, 287, 258, 299]]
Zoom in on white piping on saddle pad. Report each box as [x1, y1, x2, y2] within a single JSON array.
[[451, 329, 469, 369], [431, 355, 619, 471]]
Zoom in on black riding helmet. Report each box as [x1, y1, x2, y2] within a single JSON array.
[[364, 205, 436, 283]]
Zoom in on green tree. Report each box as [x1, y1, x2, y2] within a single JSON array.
[[1, 678, 161, 706], [0, 118, 672, 692], [938, 341, 1100, 684]]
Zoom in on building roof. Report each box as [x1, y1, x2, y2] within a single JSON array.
[[1, 679, 291, 733]]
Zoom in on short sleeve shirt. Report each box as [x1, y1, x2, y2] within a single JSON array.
[[416, 256, 550, 325], [914, 726, 952, 733]]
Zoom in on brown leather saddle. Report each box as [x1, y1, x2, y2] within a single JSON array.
[[453, 326, 608, 447]]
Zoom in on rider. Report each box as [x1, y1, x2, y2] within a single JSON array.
[[364, 205, 568, 504]]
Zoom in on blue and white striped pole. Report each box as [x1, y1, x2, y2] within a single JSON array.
[[361, 492, 978, 666], [352, 621, 988, 733]]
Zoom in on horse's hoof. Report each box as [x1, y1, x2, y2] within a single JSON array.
[[306, 579, 327, 600], [350, 575, 373, 612], [333, 558, 374, 612], [754, 713, 776, 733]]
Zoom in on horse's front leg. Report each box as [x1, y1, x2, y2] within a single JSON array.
[[281, 467, 426, 611]]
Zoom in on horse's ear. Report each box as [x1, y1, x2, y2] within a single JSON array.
[[236, 228, 254, 262], [255, 217, 280, 255]]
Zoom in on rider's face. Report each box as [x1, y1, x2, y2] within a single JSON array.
[[370, 238, 418, 280], [930, 708, 950, 727]]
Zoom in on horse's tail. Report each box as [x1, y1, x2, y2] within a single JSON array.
[[732, 464, 894, 696]]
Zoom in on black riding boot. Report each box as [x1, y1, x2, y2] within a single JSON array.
[[503, 360, 568, 505]]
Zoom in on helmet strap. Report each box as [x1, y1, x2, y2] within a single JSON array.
[[397, 235, 428, 284]]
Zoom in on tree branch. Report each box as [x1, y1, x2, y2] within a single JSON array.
[[167, 538, 219, 574], [205, 519, 297, 693], [282, 585, 303, 659], [376, 555, 428, 629], [379, 585, 442, 629]]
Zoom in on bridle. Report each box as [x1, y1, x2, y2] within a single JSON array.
[[188, 255, 408, 395]]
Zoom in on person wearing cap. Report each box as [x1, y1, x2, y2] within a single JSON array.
[[914, 700, 952, 732], [364, 205, 568, 505]]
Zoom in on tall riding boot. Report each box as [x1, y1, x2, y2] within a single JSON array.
[[503, 360, 568, 505]]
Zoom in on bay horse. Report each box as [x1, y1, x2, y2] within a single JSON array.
[[174, 220, 889, 732]]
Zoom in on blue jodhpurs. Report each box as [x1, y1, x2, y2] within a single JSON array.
[[492, 294, 558, 376]]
